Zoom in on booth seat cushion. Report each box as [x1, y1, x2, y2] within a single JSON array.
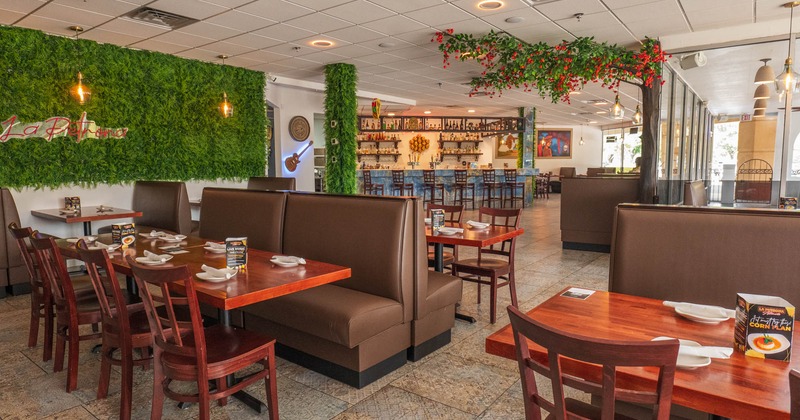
[[425, 271, 462, 316], [244, 284, 403, 348]]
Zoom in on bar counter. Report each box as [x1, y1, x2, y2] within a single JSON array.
[[357, 168, 539, 206]]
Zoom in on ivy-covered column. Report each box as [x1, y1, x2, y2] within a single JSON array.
[[324, 63, 358, 194]]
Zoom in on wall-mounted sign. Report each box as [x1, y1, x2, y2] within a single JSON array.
[[289, 115, 310, 142], [0, 112, 128, 143]]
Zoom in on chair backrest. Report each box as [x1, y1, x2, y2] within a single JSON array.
[[478, 207, 520, 259], [76, 240, 130, 335], [507, 305, 678, 420], [454, 169, 468, 184], [126, 256, 204, 369], [682, 180, 707, 206], [132, 181, 192, 235], [7, 223, 40, 289], [247, 176, 296, 191], [29, 232, 78, 316], [791, 369, 800, 420], [559, 167, 576, 178], [482, 169, 496, 183], [392, 170, 405, 184], [363, 170, 374, 185], [423, 170, 436, 184], [427, 204, 464, 224], [503, 169, 517, 184]]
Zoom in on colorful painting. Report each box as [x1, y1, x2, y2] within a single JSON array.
[[495, 133, 518, 159], [536, 129, 572, 159]]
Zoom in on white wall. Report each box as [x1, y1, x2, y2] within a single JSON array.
[[530, 125, 603, 175]]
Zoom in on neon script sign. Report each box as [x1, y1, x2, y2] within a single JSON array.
[[0, 112, 128, 143]]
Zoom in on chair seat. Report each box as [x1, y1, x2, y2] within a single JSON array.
[[427, 250, 454, 267], [452, 257, 510, 272], [161, 325, 275, 381]]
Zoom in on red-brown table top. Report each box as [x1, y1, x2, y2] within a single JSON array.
[[485, 288, 798, 419], [425, 224, 524, 247], [57, 232, 351, 311], [32, 206, 143, 224]]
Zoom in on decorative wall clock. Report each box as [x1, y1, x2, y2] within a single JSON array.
[[289, 116, 310, 142]]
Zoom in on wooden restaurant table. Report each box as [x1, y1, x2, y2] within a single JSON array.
[[31, 206, 143, 236], [426, 223, 524, 323], [57, 231, 352, 413], [485, 288, 798, 419]]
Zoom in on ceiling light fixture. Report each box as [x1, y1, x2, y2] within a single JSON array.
[[477, 0, 504, 10], [595, 111, 607, 114], [754, 109, 767, 117], [610, 90, 625, 119], [505, 16, 524, 23], [424, 110, 432, 114], [754, 98, 768, 110], [588, 120, 598, 124], [69, 26, 91, 105], [754, 58, 776, 85], [387, 112, 396, 116], [311, 39, 334, 48], [574, 13, 584, 22], [378, 42, 396, 48], [467, 109, 476, 113], [754, 83, 771, 99], [776, 3, 800, 96], [218, 55, 233, 118]]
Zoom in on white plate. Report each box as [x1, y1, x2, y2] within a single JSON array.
[[196, 272, 230, 282], [271, 256, 300, 267], [674, 306, 729, 324], [747, 333, 791, 355], [159, 235, 187, 243], [204, 246, 226, 253], [436, 228, 461, 236], [652, 337, 711, 368], [135, 255, 173, 265], [66, 236, 97, 244]]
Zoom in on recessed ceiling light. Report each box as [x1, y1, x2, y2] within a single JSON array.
[[595, 111, 607, 114], [588, 120, 598, 124], [378, 42, 396, 48], [424, 110, 432, 114], [387, 112, 395, 116], [310, 39, 334, 47], [569, 90, 581, 95], [504, 16, 524, 23], [467, 109, 476, 113], [478, 0, 504, 10]]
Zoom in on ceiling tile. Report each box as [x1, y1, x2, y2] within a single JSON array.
[[177, 21, 243, 39], [237, 48, 294, 62], [199, 0, 253, 8], [52, 0, 139, 17], [327, 43, 380, 57], [272, 57, 324, 69], [625, 16, 690, 38], [80, 28, 145, 45], [219, 54, 263, 68], [353, 53, 408, 65], [288, 0, 354, 11], [205, 10, 276, 32], [445, 18, 497, 35], [285, 13, 352, 33], [298, 50, 348, 64], [226, 33, 285, 49], [100, 18, 171, 38], [36, 3, 113, 27], [152, 30, 215, 48], [1, 0, 47, 14], [685, 7, 753, 31], [200, 41, 258, 56], [362, 15, 429, 35], [367, 0, 447, 14], [612, 0, 682, 23], [325, 25, 387, 43], [404, 3, 474, 27], [0, 9, 26, 25], [450, 0, 530, 16], [324, 0, 396, 24], [386, 46, 438, 60], [254, 23, 316, 42], [17, 15, 89, 36], [129, 38, 189, 54], [479, 7, 549, 28], [148, 0, 228, 20], [237, 0, 314, 22], [533, 0, 607, 21]]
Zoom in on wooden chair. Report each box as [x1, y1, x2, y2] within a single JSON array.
[[507, 305, 679, 420], [451, 207, 521, 323], [422, 170, 444, 207], [77, 240, 152, 420], [362, 170, 384, 195], [125, 256, 278, 420], [29, 231, 103, 392], [452, 169, 475, 209], [391, 170, 414, 196], [482, 170, 503, 208], [535, 173, 551, 199], [791, 369, 800, 420], [502, 169, 525, 208], [426, 204, 464, 269]]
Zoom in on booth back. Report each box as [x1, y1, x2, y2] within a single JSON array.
[[561, 177, 638, 248], [683, 180, 707, 206], [199, 188, 286, 253], [132, 181, 193, 235]]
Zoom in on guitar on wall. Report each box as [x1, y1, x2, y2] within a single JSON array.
[[284, 141, 313, 172]]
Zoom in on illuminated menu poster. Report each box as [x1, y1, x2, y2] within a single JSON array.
[[226, 237, 248, 269], [431, 209, 444, 232], [735, 293, 794, 362]]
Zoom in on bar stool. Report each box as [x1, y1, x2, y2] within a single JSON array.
[[482, 170, 503, 208], [503, 169, 525, 208], [391, 170, 414, 196], [452, 169, 475, 209], [422, 170, 444, 208], [362, 170, 384, 195], [535, 173, 551, 199]]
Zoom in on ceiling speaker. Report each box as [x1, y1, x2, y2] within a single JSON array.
[[679, 52, 708, 70]]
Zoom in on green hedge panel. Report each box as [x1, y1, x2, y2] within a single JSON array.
[[0, 26, 267, 189]]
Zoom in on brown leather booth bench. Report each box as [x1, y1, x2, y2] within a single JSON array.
[[198, 188, 461, 388], [561, 177, 638, 252], [610, 204, 800, 308]]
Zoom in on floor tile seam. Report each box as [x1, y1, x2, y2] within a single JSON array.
[[382, 383, 479, 419]]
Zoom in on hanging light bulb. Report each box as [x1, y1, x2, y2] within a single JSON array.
[[610, 92, 625, 120], [631, 87, 641, 124], [776, 3, 800, 96], [218, 55, 233, 118], [71, 71, 91, 105]]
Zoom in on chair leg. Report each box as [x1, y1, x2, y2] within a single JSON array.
[[198, 377, 211, 420], [66, 325, 80, 392], [97, 342, 112, 399], [477, 282, 481, 304], [54, 325, 66, 372], [490, 276, 498, 324], [217, 378, 228, 406], [120, 344, 133, 420], [508, 273, 519, 308], [43, 303, 53, 362], [151, 348, 165, 420], [28, 301, 39, 348], [265, 346, 279, 420]]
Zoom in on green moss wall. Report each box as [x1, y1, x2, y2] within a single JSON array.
[[0, 26, 267, 189]]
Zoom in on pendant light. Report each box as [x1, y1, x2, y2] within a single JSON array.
[[754, 58, 776, 85], [776, 3, 800, 96], [69, 26, 91, 105], [218, 55, 233, 118], [754, 83, 771, 99], [610, 91, 625, 120], [632, 88, 642, 125], [754, 109, 766, 117], [754, 98, 768, 110]]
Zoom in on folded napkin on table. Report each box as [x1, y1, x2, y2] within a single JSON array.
[[143, 250, 170, 263], [271, 255, 307, 265], [663, 301, 736, 318], [205, 241, 226, 250], [161, 234, 187, 241], [59, 209, 78, 215], [466, 220, 490, 229], [140, 230, 165, 238], [94, 242, 121, 252], [201, 264, 237, 279], [653, 336, 732, 359], [438, 227, 464, 234]]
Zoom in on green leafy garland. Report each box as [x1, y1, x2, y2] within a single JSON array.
[[0, 26, 267, 189], [324, 63, 358, 194]]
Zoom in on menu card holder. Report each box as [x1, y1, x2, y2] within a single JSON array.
[[112, 223, 136, 246], [735, 293, 794, 362], [64, 196, 81, 211], [431, 209, 445, 232], [226, 237, 248, 269]]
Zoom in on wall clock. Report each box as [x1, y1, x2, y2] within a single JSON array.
[[289, 116, 310, 142]]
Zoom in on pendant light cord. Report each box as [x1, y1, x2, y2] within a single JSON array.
[[790, 5, 795, 59]]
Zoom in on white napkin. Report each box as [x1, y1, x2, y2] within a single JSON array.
[[679, 345, 733, 359], [94, 242, 121, 252], [161, 234, 187, 241], [201, 264, 237, 279], [143, 250, 169, 262], [205, 241, 226, 250], [438, 227, 464, 233], [149, 231, 165, 237], [271, 256, 307, 265], [663, 301, 736, 319], [466, 220, 490, 229]]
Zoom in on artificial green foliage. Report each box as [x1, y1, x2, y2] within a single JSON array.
[[517, 107, 524, 169], [0, 26, 267, 189], [324, 63, 358, 194]]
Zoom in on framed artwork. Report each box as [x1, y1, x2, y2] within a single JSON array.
[[495, 133, 518, 159], [536, 129, 572, 158]]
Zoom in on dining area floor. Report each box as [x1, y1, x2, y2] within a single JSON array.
[[0, 194, 608, 419]]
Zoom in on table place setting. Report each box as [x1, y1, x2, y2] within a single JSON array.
[[270, 255, 306, 268], [663, 301, 736, 324], [436, 227, 463, 236], [134, 250, 173, 265], [652, 336, 733, 368], [58, 208, 79, 215], [139, 230, 166, 239], [89, 241, 121, 252], [196, 264, 238, 282], [158, 233, 187, 243], [157, 245, 189, 254], [466, 220, 490, 230], [95, 205, 114, 213], [203, 241, 227, 253]]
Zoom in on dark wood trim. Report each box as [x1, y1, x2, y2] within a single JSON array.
[[562, 242, 610, 253], [407, 330, 451, 362]]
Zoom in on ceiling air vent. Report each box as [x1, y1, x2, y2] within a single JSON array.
[[124, 7, 199, 30]]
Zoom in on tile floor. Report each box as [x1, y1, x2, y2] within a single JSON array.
[[0, 194, 609, 419]]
